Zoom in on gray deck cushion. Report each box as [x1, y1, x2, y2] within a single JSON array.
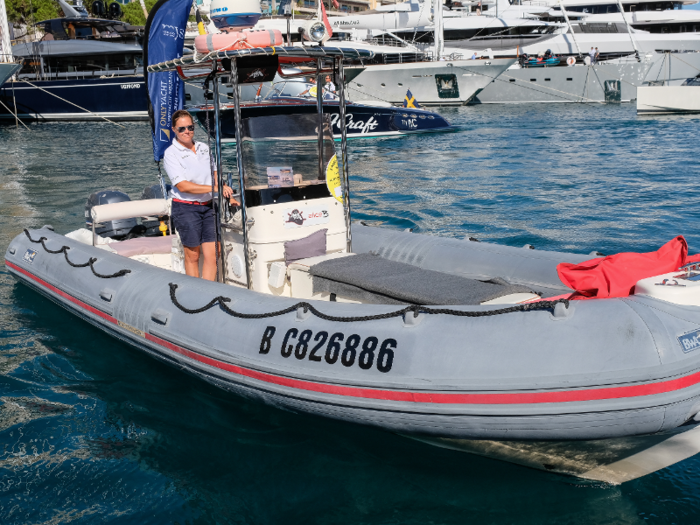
[[309, 253, 533, 305]]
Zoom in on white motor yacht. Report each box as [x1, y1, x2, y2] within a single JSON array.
[[637, 81, 700, 113], [255, 5, 517, 105], [638, 53, 700, 113]]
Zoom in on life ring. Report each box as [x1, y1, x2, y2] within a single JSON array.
[[194, 29, 284, 54], [566, 56, 576, 66]]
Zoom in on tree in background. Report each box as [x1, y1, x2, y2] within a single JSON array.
[[6, 0, 60, 26], [120, 0, 157, 25], [6, 0, 197, 30]]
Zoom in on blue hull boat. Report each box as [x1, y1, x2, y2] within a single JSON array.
[[0, 75, 148, 121], [193, 100, 454, 141]]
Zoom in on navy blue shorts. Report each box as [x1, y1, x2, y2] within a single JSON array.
[[171, 200, 217, 248]]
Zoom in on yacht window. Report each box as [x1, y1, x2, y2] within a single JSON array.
[[44, 53, 140, 74], [19, 60, 42, 77]]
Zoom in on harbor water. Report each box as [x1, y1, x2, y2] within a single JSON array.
[[2, 104, 700, 524]]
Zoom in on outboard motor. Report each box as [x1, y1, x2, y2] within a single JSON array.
[[140, 184, 172, 236], [85, 189, 137, 239]]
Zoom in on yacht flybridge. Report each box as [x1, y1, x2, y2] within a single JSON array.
[[9, 0, 700, 485]]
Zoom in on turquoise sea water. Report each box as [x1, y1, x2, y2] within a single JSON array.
[[2, 104, 700, 524]]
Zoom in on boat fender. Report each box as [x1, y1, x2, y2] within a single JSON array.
[[566, 56, 576, 66], [194, 29, 284, 54]]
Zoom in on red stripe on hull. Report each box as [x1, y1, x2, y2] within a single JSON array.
[[7, 258, 700, 405]]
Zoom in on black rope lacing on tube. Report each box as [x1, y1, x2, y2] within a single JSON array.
[[169, 283, 569, 323], [24, 229, 131, 279]]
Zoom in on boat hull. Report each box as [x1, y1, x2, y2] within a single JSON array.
[[7, 225, 700, 443], [637, 85, 700, 114], [346, 59, 517, 106], [0, 76, 148, 121], [470, 61, 649, 104], [194, 101, 454, 141], [0, 62, 21, 87]]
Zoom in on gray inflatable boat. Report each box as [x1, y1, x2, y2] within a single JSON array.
[[7, 216, 700, 483], [7, 45, 700, 484]]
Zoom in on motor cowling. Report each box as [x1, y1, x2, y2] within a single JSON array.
[[85, 189, 137, 239]]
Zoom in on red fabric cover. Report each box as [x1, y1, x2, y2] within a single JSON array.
[[557, 236, 700, 299]]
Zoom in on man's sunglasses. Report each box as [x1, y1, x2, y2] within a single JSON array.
[[175, 125, 195, 133]]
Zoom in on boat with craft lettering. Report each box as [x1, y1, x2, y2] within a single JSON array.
[[189, 78, 455, 141], [8, 0, 700, 485]]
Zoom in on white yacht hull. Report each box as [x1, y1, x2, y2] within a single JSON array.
[[470, 61, 649, 104], [346, 58, 517, 106], [637, 85, 700, 114]]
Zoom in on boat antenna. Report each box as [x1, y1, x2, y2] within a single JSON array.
[[556, 0, 582, 59]]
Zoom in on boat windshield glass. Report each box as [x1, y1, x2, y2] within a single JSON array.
[[265, 81, 339, 101], [238, 114, 338, 207]]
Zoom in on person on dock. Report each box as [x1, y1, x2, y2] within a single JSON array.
[[163, 109, 235, 281], [589, 47, 596, 64], [594, 47, 600, 63]]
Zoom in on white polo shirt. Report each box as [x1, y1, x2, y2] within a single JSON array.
[[163, 139, 214, 202]]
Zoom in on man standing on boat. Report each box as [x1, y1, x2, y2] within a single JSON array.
[[163, 109, 235, 281], [324, 75, 336, 93]]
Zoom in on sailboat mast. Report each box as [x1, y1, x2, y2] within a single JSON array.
[[433, 0, 443, 61], [0, 0, 13, 64]]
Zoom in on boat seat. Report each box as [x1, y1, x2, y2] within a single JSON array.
[[307, 253, 536, 305], [283, 252, 355, 301]]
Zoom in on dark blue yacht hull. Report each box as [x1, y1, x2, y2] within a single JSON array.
[[0, 75, 148, 121], [193, 100, 455, 141]]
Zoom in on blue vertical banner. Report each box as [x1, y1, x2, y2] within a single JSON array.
[[144, 0, 192, 162]]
